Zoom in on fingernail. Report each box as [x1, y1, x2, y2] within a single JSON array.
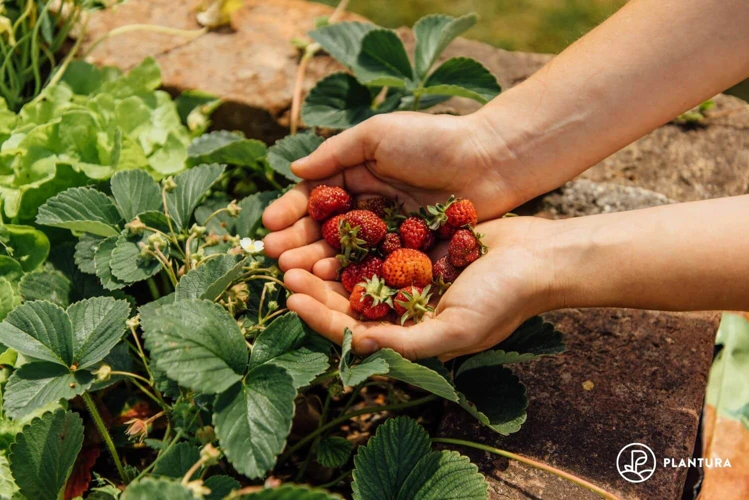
[[290, 155, 309, 173], [358, 338, 378, 355]]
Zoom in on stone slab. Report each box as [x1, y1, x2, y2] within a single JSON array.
[[438, 309, 719, 500]]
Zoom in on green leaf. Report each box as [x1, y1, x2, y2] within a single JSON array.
[[165, 163, 225, 231], [153, 442, 200, 479], [3, 363, 93, 419], [175, 254, 245, 301], [454, 363, 527, 435], [94, 236, 128, 291], [1, 225, 50, 272], [204, 475, 240, 500], [234, 485, 341, 499], [494, 315, 565, 356], [90, 341, 132, 392], [317, 436, 352, 468], [110, 169, 163, 221], [365, 349, 458, 401], [110, 229, 168, 284], [236, 191, 279, 238], [67, 297, 130, 369], [339, 328, 388, 387], [250, 313, 330, 388], [413, 13, 479, 79], [19, 270, 72, 308], [0, 278, 20, 321], [266, 132, 324, 182], [75, 233, 103, 275], [187, 131, 267, 169], [214, 365, 296, 479], [310, 21, 377, 69], [36, 187, 122, 237], [0, 256, 23, 283], [355, 29, 413, 87], [122, 477, 199, 500], [352, 416, 487, 500], [0, 454, 19, 499], [143, 299, 248, 394], [422, 57, 501, 104], [0, 301, 73, 366], [707, 314, 749, 426], [301, 73, 376, 130], [9, 409, 84, 500]]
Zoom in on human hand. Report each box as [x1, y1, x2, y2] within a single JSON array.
[[262, 111, 525, 273], [280, 215, 556, 360]]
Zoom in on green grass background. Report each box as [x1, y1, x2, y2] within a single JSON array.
[[311, 0, 748, 100]]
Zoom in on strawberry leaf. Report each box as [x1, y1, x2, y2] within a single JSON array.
[[237, 485, 341, 499], [422, 57, 501, 104], [204, 475, 240, 500], [310, 21, 377, 70], [94, 236, 128, 291], [121, 477, 199, 500], [152, 442, 200, 479], [236, 190, 280, 238], [187, 131, 267, 170], [413, 13, 479, 79], [142, 299, 248, 394], [165, 163, 225, 231], [74, 233, 103, 275], [175, 254, 245, 302], [301, 73, 377, 130], [213, 364, 296, 479], [355, 30, 413, 87], [110, 169, 163, 222], [9, 409, 84, 500], [36, 187, 122, 237], [494, 315, 565, 356], [67, 296, 131, 370], [266, 132, 324, 182], [317, 436, 352, 468], [339, 328, 388, 387], [110, 229, 169, 284], [0, 301, 74, 366], [0, 277, 20, 321], [3, 363, 93, 419], [0, 224, 50, 272], [19, 269, 72, 308], [365, 349, 459, 401]]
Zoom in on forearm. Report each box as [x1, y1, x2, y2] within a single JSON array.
[[543, 195, 749, 312], [473, 0, 749, 206]]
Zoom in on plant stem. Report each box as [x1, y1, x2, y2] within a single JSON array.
[[82, 393, 128, 484], [111, 371, 152, 385], [309, 369, 339, 386], [319, 470, 353, 489], [135, 430, 184, 481], [279, 394, 438, 464], [431, 438, 621, 500], [146, 278, 161, 300]]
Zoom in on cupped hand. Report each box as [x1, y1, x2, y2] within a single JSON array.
[[262, 111, 521, 273], [280, 216, 556, 361]]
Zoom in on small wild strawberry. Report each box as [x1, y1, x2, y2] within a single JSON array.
[[307, 185, 353, 222], [380, 232, 402, 255], [356, 196, 394, 218], [394, 285, 434, 324], [399, 216, 435, 251], [382, 248, 433, 288], [349, 276, 394, 320], [338, 210, 387, 264], [433, 255, 461, 293], [448, 228, 487, 268], [424, 196, 478, 239], [322, 214, 345, 250], [341, 255, 384, 293]]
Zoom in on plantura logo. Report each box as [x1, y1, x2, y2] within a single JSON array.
[[616, 443, 656, 483]]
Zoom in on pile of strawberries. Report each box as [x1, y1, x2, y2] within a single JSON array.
[[307, 185, 487, 323]]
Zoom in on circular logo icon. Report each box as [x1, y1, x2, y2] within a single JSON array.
[[617, 443, 656, 483]]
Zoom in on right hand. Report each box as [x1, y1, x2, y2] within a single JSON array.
[[262, 111, 524, 272]]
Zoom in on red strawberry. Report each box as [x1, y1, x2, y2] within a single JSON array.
[[445, 198, 478, 230], [349, 276, 394, 320], [380, 232, 402, 255], [382, 248, 433, 288], [322, 214, 345, 250], [339, 210, 387, 264], [356, 196, 394, 219], [437, 223, 456, 240], [433, 255, 461, 293], [307, 185, 353, 222], [448, 229, 487, 268], [341, 255, 384, 293], [394, 285, 434, 324], [400, 216, 434, 250]]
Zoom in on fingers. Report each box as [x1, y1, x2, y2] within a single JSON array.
[[283, 269, 349, 312], [357, 318, 467, 360], [262, 183, 310, 232], [312, 258, 340, 281], [291, 117, 383, 180], [286, 294, 361, 346], [263, 217, 321, 260], [278, 241, 336, 273]]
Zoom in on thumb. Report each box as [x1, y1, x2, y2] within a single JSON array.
[[291, 116, 383, 180], [355, 317, 464, 360]]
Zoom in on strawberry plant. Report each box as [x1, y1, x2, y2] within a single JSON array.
[[300, 13, 502, 129]]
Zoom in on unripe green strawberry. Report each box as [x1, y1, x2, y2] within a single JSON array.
[[307, 185, 353, 221]]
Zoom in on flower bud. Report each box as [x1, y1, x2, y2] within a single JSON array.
[[126, 315, 141, 329], [189, 224, 207, 238], [124, 418, 149, 443], [162, 176, 177, 192], [196, 426, 216, 445], [125, 217, 146, 235], [226, 200, 241, 217], [93, 364, 112, 382], [200, 443, 221, 466], [147, 233, 167, 251], [185, 480, 211, 497]]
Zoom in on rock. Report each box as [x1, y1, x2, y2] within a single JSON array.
[[438, 309, 719, 500], [535, 180, 676, 218]]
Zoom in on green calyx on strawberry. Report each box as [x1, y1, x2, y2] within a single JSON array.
[[421, 196, 479, 240], [350, 275, 396, 320], [394, 285, 434, 325], [337, 210, 387, 267]]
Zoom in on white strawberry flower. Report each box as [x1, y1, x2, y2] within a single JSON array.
[[240, 237, 264, 254]]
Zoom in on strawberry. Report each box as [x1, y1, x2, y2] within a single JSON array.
[[399, 216, 435, 251], [356, 196, 394, 219], [382, 248, 433, 288], [341, 255, 384, 293], [339, 210, 387, 264], [424, 196, 478, 239], [448, 228, 487, 268], [394, 285, 434, 324], [349, 276, 394, 320], [437, 223, 457, 240], [380, 232, 402, 255], [322, 214, 345, 250], [433, 255, 461, 294], [307, 185, 353, 222]]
